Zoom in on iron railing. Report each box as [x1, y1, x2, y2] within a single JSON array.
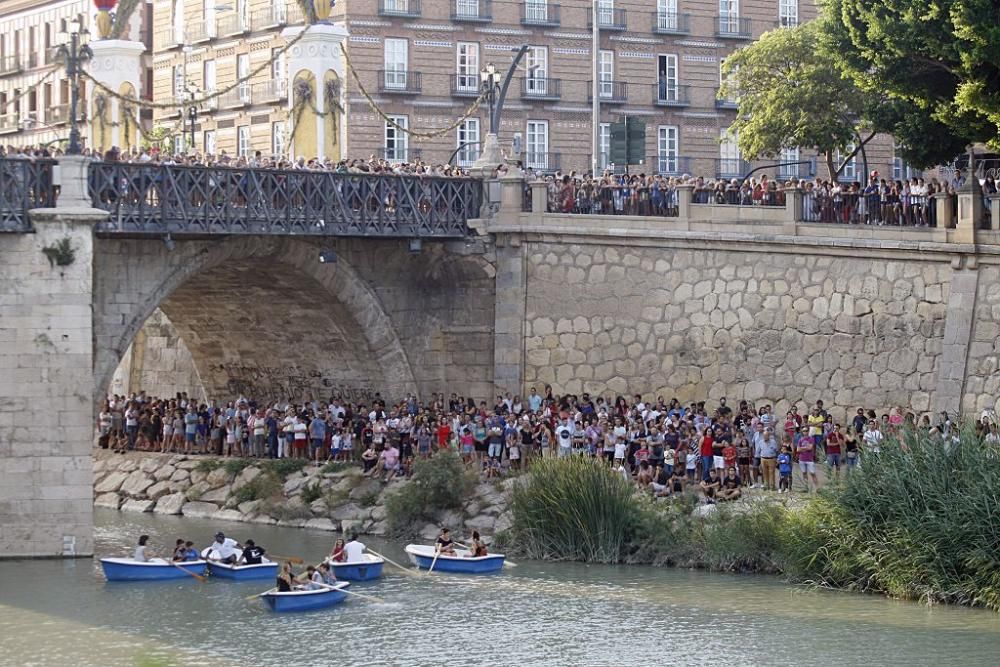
[[522, 2, 560, 26], [716, 158, 751, 179], [651, 11, 690, 34], [379, 70, 421, 94], [716, 15, 752, 38], [379, 0, 422, 18], [588, 80, 628, 103], [451, 74, 480, 97], [521, 77, 561, 100], [0, 54, 24, 76], [589, 7, 627, 30], [452, 0, 492, 21], [653, 83, 690, 106], [0, 158, 57, 232], [88, 162, 480, 238]]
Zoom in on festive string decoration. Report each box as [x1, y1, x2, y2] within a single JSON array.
[[0, 67, 59, 113]]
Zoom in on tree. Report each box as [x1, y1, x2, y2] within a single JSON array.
[[823, 0, 999, 164], [719, 21, 876, 181]]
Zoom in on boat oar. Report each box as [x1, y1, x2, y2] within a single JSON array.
[[172, 562, 208, 582], [315, 581, 385, 604], [454, 541, 519, 568], [367, 549, 419, 577], [268, 554, 304, 564], [426, 547, 442, 575], [246, 586, 277, 602]]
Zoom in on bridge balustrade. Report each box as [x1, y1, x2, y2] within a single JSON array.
[[0, 158, 57, 232], [87, 162, 481, 237]]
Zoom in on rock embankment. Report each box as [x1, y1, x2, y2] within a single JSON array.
[[92, 450, 512, 540]]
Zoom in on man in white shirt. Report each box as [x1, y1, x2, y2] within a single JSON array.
[[205, 532, 241, 564], [344, 534, 366, 562], [555, 419, 575, 458]]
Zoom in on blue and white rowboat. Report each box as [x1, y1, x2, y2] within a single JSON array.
[[207, 556, 278, 581], [260, 582, 351, 613], [326, 554, 385, 581], [100, 557, 208, 582], [404, 544, 505, 574]]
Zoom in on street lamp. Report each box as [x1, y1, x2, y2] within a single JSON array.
[[185, 83, 199, 153], [480, 63, 501, 135], [55, 16, 92, 155]]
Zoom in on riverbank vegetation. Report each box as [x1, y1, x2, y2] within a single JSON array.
[[386, 450, 476, 537], [503, 429, 1000, 610]]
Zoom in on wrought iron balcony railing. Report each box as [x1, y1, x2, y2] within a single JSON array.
[[522, 2, 560, 26], [716, 158, 751, 179], [651, 155, 691, 176], [218, 13, 252, 36], [716, 15, 752, 38], [379, 0, 422, 18], [452, 0, 492, 22], [0, 54, 24, 76], [0, 158, 57, 232], [588, 80, 628, 103], [451, 74, 481, 97], [379, 70, 421, 94], [253, 78, 288, 102], [589, 7, 627, 30], [651, 11, 690, 34], [219, 85, 253, 108], [521, 77, 561, 101], [523, 152, 560, 172], [653, 83, 690, 106], [88, 162, 479, 238]]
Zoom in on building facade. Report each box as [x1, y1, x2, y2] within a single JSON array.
[[148, 0, 920, 180], [0, 0, 152, 151]]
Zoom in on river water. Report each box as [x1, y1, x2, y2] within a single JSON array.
[[1, 509, 999, 667]]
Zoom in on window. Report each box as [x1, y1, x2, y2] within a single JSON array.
[[456, 118, 480, 167], [719, 0, 739, 32], [272, 122, 286, 157], [719, 127, 741, 174], [838, 143, 857, 181], [237, 0, 249, 27], [204, 0, 217, 37], [719, 58, 738, 105], [656, 0, 678, 30], [237, 125, 250, 157], [597, 0, 614, 25], [173, 0, 185, 44], [272, 48, 286, 94], [203, 130, 216, 155], [384, 38, 408, 89], [658, 125, 679, 174], [657, 54, 678, 102], [173, 135, 185, 155], [456, 42, 479, 92], [456, 0, 481, 19], [237, 54, 250, 102], [525, 0, 548, 23], [172, 65, 185, 101], [203, 60, 216, 93], [598, 50, 613, 98], [779, 147, 800, 178], [526, 46, 548, 95], [385, 115, 408, 162], [893, 143, 918, 180], [599, 122, 610, 169], [526, 120, 549, 170], [779, 0, 798, 27]]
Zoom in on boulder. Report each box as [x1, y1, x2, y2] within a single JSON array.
[[245, 514, 278, 525], [340, 520, 363, 534], [153, 492, 186, 515], [146, 481, 173, 500], [368, 520, 388, 536], [205, 467, 231, 489], [370, 504, 387, 522], [153, 465, 176, 481], [120, 470, 155, 498], [189, 469, 208, 485], [348, 478, 383, 502], [304, 518, 337, 531], [418, 523, 440, 540], [435, 509, 465, 532], [283, 474, 308, 495], [494, 513, 512, 534], [214, 509, 244, 523], [309, 498, 328, 514], [181, 501, 220, 518], [139, 458, 160, 474], [93, 459, 107, 474], [199, 486, 230, 504], [482, 504, 505, 517], [170, 468, 191, 483], [94, 492, 122, 509], [464, 514, 495, 533], [184, 481, 210, 501], [94, 471, 129, 494], [175, 459, 200, 471], [330, 503, 368, 522], [238, 500, 262, 516], [167, 455, 188, 467], [121, 498, 155, 513], [118, 459, 139, 474], [474, 482, 503, 506], [233, 466, 261, 489]]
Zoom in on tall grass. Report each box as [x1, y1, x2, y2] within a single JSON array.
[[507, 457, 637, 563]]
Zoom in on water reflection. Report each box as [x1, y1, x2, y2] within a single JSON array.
[[0, 509, 996, 667]]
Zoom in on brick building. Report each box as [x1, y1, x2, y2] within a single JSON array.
[[151, 0, 920, 180]]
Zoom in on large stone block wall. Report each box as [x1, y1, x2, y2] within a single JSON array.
[[523, 241, 954, 420], [109, 308, 204, 401], [964, 264, 1000, 416]]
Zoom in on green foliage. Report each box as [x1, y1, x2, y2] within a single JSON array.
[[263, 458, 308, 480], [357, 489, 381, 508], [41, 238, 76, 268], [232, 475, 282, 504], [822, 0, 999, 159], [224, 459, 254, 478], [194, 459, 223, 474], [320, 461, 353, 474], [300, 481, 323, 505], [385, 451, 475, 537]]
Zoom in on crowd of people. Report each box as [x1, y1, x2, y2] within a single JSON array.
[[98, 387, 997, 500]]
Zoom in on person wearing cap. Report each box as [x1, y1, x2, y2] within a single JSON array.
[[239, 539, 266, 565], [205, 532, 241, 564]]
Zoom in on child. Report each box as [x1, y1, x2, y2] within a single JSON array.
[[508, 441, 521, 471], [330, 428, 342, 463], [722, 441, 737, 474], [777, 446, 792, 494], [613, 436, 627, 469], [685, 440, 698, 481], [663, 445, 675, 477]]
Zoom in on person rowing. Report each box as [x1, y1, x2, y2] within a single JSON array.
[[344, 533, 366, 562], [317, 562, 337, 586], [276, 561, 295, 592], [133, 535, 154, 562], [205, 532, 242, 564], [435, 527, 456, 556], [329, 538, 346, 563], [171, 539, 186, 562], [240, 539, 266, 565]]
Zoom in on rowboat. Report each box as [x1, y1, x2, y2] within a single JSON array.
[[207, 556, 278, 580], [404, 544, 505, 574], [326, 553, 385, 581], [260, 582, 351, 613], [100, 557, 208, 582]]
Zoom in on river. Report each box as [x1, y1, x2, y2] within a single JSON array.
[[1, 509, 998, 667]]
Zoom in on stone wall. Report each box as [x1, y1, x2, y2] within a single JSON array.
[[522, 241, 954, 421], [964, 263, 1000, 416], [110, 309, 204, 400]]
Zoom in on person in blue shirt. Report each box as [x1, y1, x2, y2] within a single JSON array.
[[183, 541, 200, 561], [777, 446, 793, 494]]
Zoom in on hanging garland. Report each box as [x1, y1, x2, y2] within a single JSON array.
[[1, 67, 58, 113], [324, 78, 344, 140], [92, 93, 111, 148], [287, 78, 314, 147]]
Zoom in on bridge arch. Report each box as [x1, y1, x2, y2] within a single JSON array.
[[94, 236, 418, 406]]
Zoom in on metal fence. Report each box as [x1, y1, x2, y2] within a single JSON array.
[[88, 162, 481, 237], [524, 182, 681, 216], [0, 158, 57, 232], [802, 191, 938, 226]]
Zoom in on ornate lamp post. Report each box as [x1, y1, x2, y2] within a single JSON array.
[[55, 16, 92, 155]]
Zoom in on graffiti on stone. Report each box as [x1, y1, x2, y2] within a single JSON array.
[[208, 363, 377, 403]]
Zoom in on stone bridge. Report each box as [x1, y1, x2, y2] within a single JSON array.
[[2, 155, 1000, 557]]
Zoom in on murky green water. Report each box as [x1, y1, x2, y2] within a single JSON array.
[[1, 509, 999, 666]]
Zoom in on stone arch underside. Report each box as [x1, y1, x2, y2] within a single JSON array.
[[94, 237, 419, 406]]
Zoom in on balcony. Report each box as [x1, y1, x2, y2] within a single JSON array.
[[524, 152, 560, 172], [252, 4, 297, 28], [379, 0, 422, 19], [218, 13, 252, 37], [521, 77, 561, 101], [47, 104, 72, 126], [653, 155, 692, 176], [589, 8, 627, 31], [154, 29, 184, 50], [651, 11, 690, 34], [187, 21, 214, 44], [451, 74, 480, 98], [0, 55, 23, 76], [253, 78, 288, 102], [653, 83, 689, 107], [716, 15, 752, 39], [382, 146, 422, 163], [378, 70, 421, 94], [588, 80, 628, 104], [203, 89, 218, 111], [522, 2, 560, 27], [44, 47, 60, 65], [715, 89, 738, 110], [452, 0, 492, 22], [219, 86, 252, 108], [0, 113, 20, 134], [716, 158, 751, 179]]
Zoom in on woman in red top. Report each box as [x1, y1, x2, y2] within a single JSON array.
[[825, 424, 845, 482], [436, 421, 451, 451], [329, 538, 346, 563], [699, 428, 714, 481]]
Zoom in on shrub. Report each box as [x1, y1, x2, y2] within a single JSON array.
[[320, 461, 353, 475], [385, 450, 475, 537], [232, 474, 282, 504], [194, 459, 222, 474], [263, 458, 308, 480], [300, 481, 323, 505], [358, 490, 381, 508], [224, 458, 253, 478]]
